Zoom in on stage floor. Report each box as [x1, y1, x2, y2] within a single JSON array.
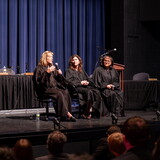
[[0, 108, 159, 144], [1, 108, 160, 157], [0, 109, 157, 133]]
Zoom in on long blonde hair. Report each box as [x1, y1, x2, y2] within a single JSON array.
[[38, 51, 54, 66]]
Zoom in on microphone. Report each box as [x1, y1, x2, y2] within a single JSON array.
[[108, 48, 117, 53], [100, 48, 117, 57], [55, 62, 60, 70]]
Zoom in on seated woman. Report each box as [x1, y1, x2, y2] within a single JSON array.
[[92, 55, 124, 117], [33, 51, 76, 122], [65, 54, 102, 119]]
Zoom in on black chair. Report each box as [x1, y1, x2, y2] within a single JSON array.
[[37, 96, 58, 121], [132, 72, 150, 80], [71, 93, 81, 118], [31, 91, 58, 121], [30, 94, 60, 129], [67, 85, 81, 118]]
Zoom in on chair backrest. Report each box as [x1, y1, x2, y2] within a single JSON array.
[[113, 63, 125, 91], [132, 72, 150, 80]]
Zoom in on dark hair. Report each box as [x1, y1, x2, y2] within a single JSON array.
[[14, 139, 33, 160], [101, 55, 114, 68], [108, 132, 125, 155], [0, 147, 16, 160], [47, 131, 67, 154], [152, 137, 160, 160], [68, 54, 83, 72], [107, 125, 121, 135], [122, 116, 150, 146]]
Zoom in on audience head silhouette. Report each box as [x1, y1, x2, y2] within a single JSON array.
[[122, 116, 150, 146], [107, 125, 121, 136], [108, 132, 125, 156], [47, 130, 67, 155], [0, 147, 16, 160], [14, 138, 33, 160], [152, 136, 160, 160]]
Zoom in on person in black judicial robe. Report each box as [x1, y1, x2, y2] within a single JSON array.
[[33, 51, 76, 121], [65, 54, 102, 119], [92, 55, 124, 117]]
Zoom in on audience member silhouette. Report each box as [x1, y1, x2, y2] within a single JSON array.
[[152, 136, 160, 160], [68, 152, 94, 160], [0, 147, 16, 160], [93, 125, 121, 160], [107, 132, 125, 157], [14, 138, 34, 160], [35, 130, 70, 160], [113, 116, 152, 160]]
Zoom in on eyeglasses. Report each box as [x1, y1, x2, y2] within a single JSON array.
[[104, 60, 111, 62]]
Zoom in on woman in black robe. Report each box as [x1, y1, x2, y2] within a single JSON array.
[[33, 51, 76, 122], [65, 54, 102, 119], [92, 55, 124, 117]]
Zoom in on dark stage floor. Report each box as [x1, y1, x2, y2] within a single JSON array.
[[0, 108, 159, 144], [0, 108, 160, 157], [0, 109, 157, 133]]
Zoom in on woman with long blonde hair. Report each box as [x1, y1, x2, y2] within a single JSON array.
[[33, 51, 76, 122]]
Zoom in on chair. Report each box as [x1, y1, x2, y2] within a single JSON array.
[[132, 72, 150, 80], [31, 91, 58, 122], [71, 94, 81, 118], [37, 96, 58, 121], [31, 94, 60, 128], [67, 84, 81, 117]]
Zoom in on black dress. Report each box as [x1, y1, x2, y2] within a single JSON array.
[[92, 66, 123, 115], [33, 65, 71, 117], [65, 68, 102, 116]]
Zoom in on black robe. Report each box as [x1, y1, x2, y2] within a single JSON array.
[[33, 65, 71, 117], [65, 68, 102, 116], [92, 66, 123, 115]]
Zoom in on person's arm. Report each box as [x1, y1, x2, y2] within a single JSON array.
[[92, 67, 109, 89], [33, 66, 50, 86], [65, 69, 82, 86]]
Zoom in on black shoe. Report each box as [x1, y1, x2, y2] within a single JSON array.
[[69, 116, 77, 122], [156, 110, 160, 120], [111, 113, 118, 124], [60, 116, 76, 122], [53, 118, 60, 129]]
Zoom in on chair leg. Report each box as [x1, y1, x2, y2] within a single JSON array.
[[53, 102, 58, 118], [78, 105, 81, 118], [46, 103, 49, 121]]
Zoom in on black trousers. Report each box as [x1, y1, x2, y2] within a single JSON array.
[[43, 88, 71, 117]]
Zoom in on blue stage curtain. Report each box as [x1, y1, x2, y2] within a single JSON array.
[[0, 0, 106, 74]]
